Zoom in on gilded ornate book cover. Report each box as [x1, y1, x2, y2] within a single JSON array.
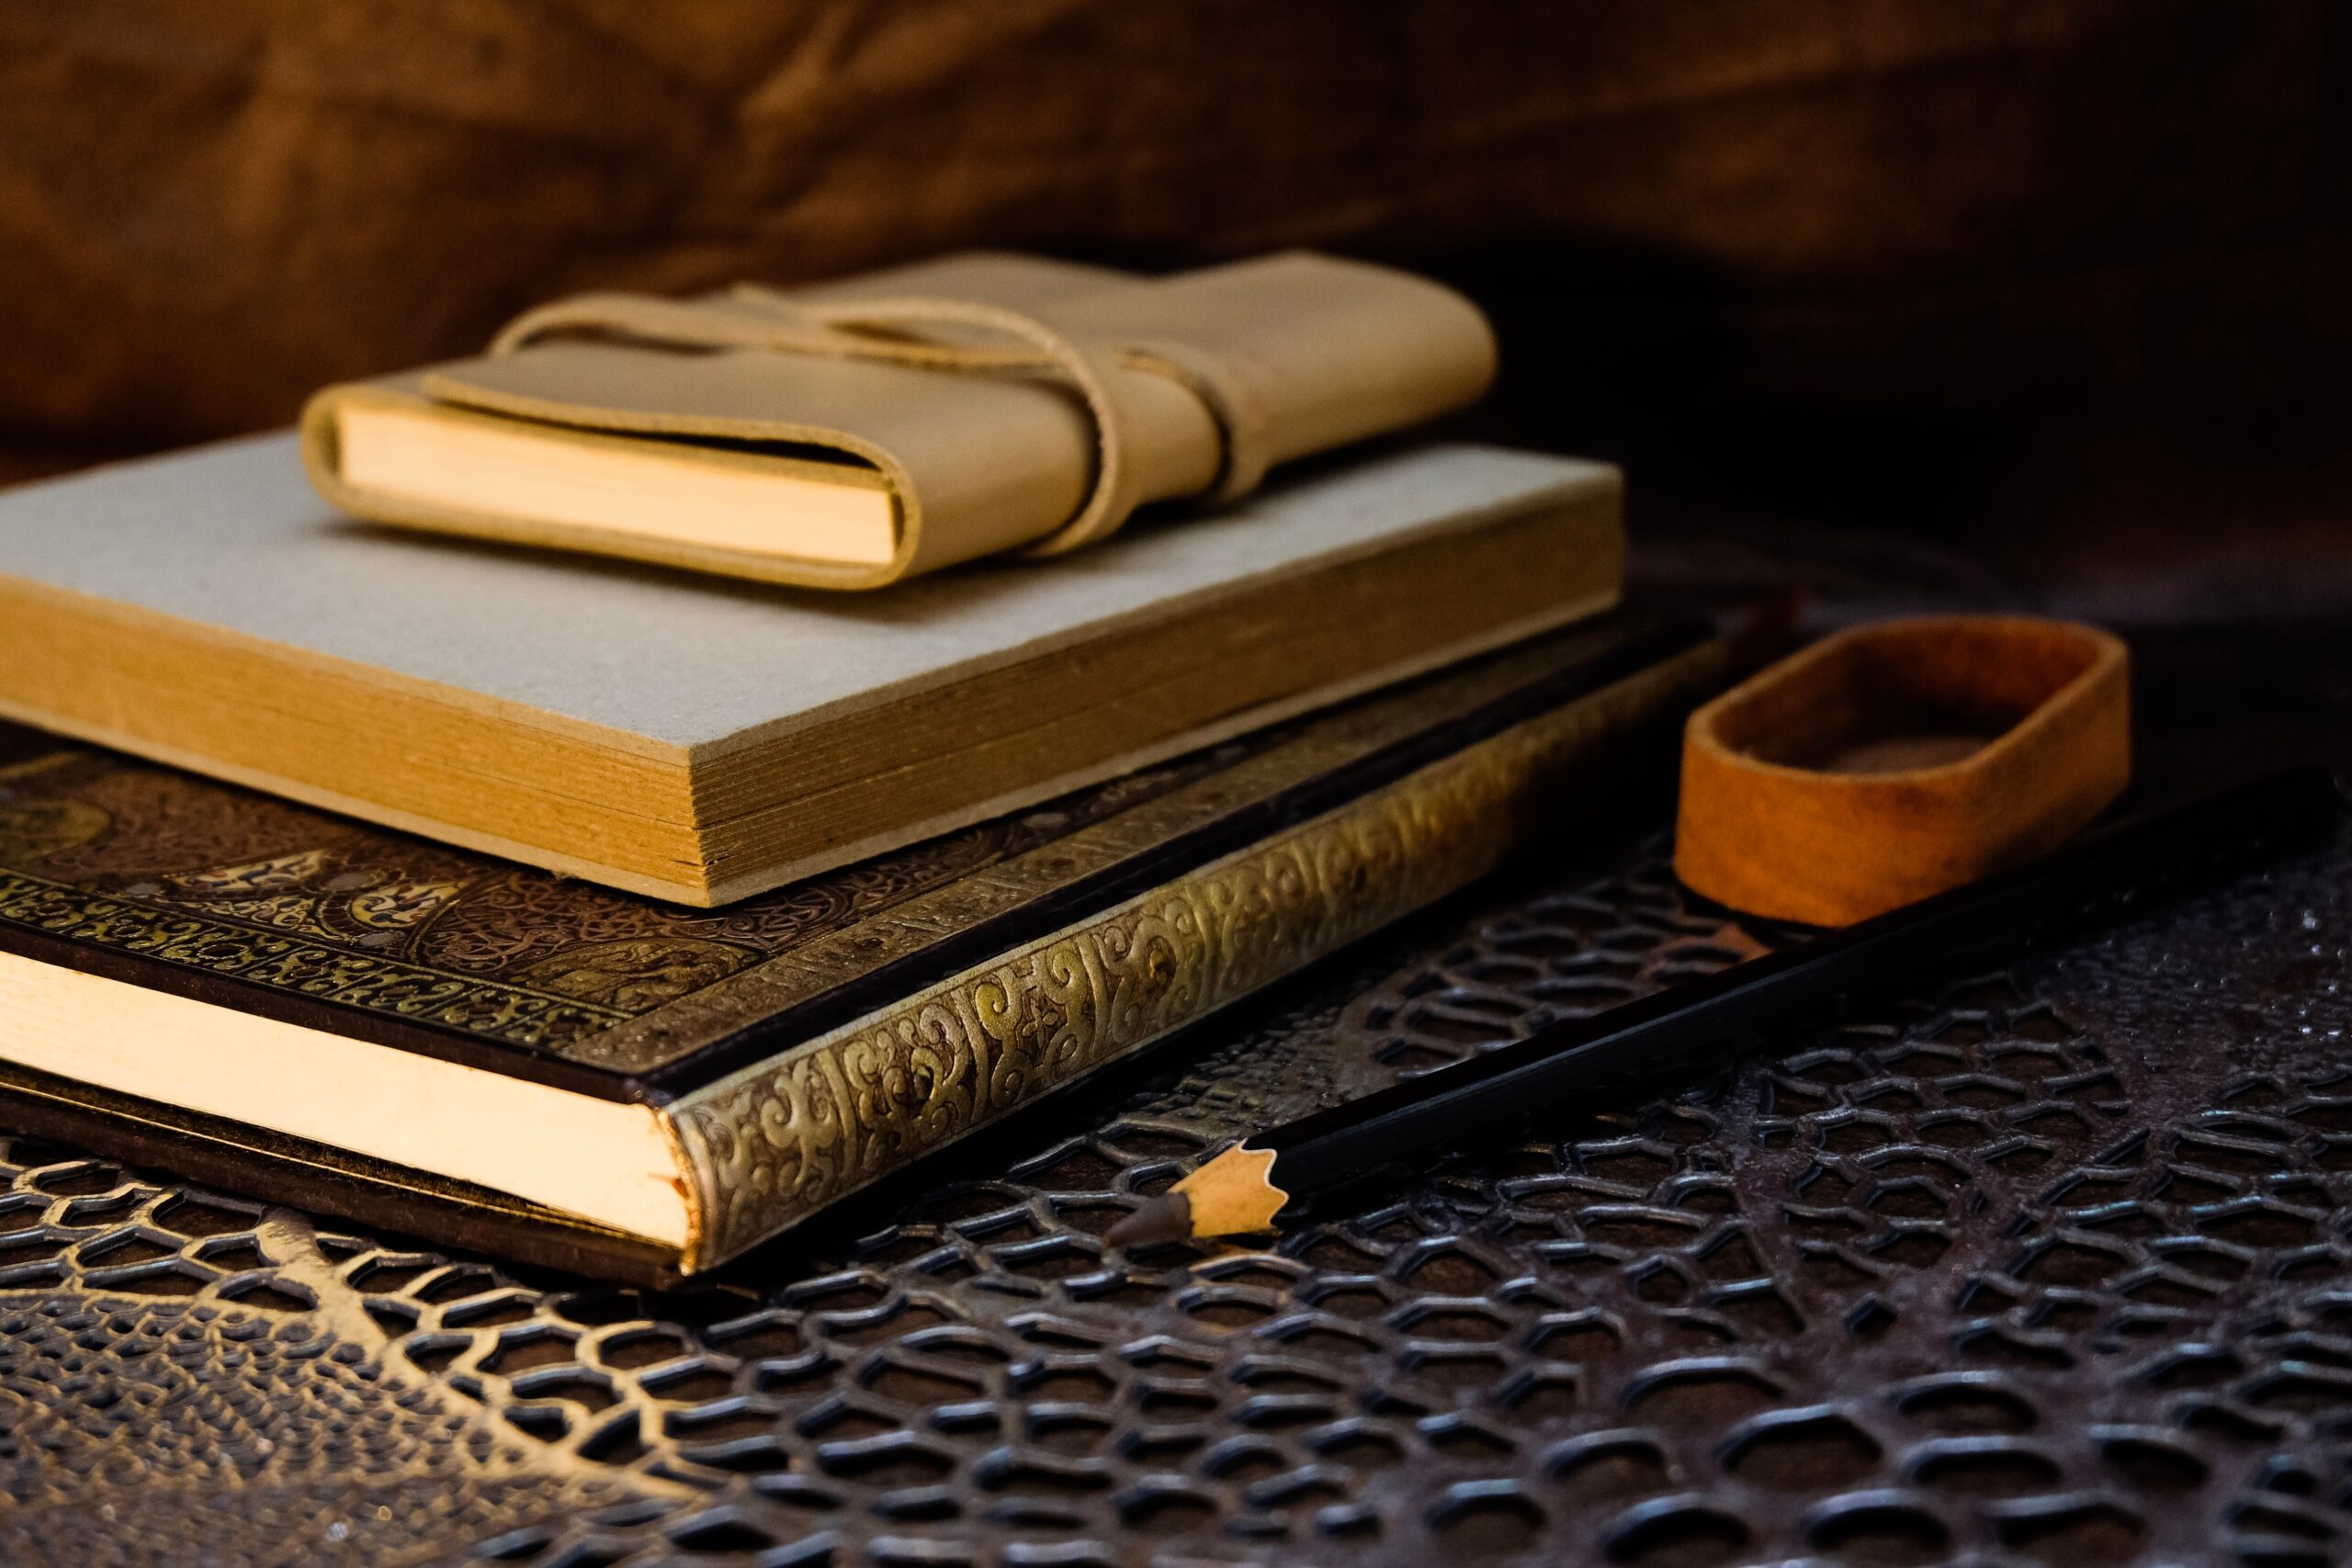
[[0, 617, 1725, 1281]]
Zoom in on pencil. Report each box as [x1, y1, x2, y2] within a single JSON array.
[[1107, 764, 2344, 1248]]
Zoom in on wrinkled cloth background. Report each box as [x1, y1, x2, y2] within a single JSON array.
[[3, 1, 2346, 609]]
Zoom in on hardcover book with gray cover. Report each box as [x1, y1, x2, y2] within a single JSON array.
[[0, 438, 1625, 903]]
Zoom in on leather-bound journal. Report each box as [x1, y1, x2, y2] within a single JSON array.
[[300, 251, 1498, 589], [0, 439, 1623, 904], [0, 617, 1728, 1282]]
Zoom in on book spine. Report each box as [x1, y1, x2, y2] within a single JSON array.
[[663, 640, 1729, 1272]]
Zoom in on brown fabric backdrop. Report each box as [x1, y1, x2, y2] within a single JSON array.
[[2, 1, 2346, 570]]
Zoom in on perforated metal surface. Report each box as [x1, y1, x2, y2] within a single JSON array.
[[3, 779, 2348, 1565]]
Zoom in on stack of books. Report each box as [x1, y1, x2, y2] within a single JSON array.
[[0, 250, 1726, 1280]]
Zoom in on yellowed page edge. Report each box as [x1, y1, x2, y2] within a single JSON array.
[[0, 952, 691, 1246]]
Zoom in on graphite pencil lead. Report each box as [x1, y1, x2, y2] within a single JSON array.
[[1104, 1191, 1193, 1248]]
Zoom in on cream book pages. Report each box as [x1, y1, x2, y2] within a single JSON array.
[[0, 436, 1623, 902], [333, 399, 901, 567]]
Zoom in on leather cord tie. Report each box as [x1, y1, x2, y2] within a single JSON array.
[[487, 288, 1274, 557]]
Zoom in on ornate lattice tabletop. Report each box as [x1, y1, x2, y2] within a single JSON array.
[[2, 617, 2347, 1568]]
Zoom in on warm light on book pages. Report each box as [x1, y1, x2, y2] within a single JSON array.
[[337, 400, 899, 567], [0, 953, 693, 1247]]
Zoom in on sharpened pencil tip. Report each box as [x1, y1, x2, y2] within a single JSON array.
[[1106, 1191, 1193, 1248], [1112, 1144, 1291, 1245]]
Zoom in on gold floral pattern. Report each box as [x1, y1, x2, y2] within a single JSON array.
[[0, 798, 108, 865], [0, 727, 1253, 1063], [513, 938, 752, 1011], [0, 868, 625, 1047], [0, 626, 1719, 1106], [667, 647, 1711, 1267]]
